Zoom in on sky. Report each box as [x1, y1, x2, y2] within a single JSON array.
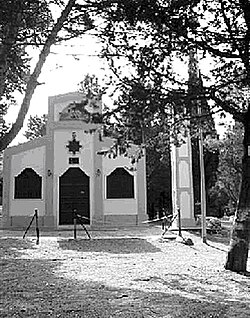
[[5, 28, 229, 147], [6, 34, 109, 145]]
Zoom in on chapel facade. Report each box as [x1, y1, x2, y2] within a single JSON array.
[[2, 92, 147, 229]]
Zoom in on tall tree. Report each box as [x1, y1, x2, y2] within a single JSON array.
[[207, 122, 244, 215], [0, 0, 75, 151], [0, 0, 51, 144], [0, 0, 112, 152], [98, 0, 250, 273], [218, 123, 244, 211]]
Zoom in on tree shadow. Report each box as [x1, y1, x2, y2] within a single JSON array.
[[0, 237, 36, 258], [205, 241, 228, 253], [189, 230, 230, 247], [240, 271, 250, 277], [1, 237, 250, 318], [58, 237, 161, 254], [0, 258, 232, 318], [207, 231, 231, 245], [134, 272, 250, 304]]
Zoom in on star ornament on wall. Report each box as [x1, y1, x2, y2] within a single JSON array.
[[66, 132, 82, 154]]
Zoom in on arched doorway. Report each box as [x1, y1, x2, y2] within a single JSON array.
[[59, 168, 90, 225]]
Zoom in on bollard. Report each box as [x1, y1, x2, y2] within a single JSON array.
[[23, 209, 40, 245], [35, 209, 39, 245], [73, 209, 77, 240], [178, 207, 182, 237]]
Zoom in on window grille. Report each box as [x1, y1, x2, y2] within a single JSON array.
[[107, 168, 134, 199], [14, 168, 42, 199]]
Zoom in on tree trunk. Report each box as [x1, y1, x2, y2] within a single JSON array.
[[225, 107, 250, 273]]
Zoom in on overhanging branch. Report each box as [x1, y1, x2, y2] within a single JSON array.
[[209, 91, 244, 123], [0, 0, 77, 152], [194, 40, 240, 59]]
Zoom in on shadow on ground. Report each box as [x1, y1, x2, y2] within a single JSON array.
[[0, 237, 36, 258], [1, 258, 249, 318], [189, 230, 230, 246], [207, 231, 231, 245], [135, 272, 250, 301], [1, 237, 250, 318], [58, 237, 161, 254]]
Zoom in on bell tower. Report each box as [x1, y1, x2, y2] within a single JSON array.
[[171, 50, 199, 228]]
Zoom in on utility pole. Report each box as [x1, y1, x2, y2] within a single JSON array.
[[189, 48, 207, 243], [198, 101, 207, 243]]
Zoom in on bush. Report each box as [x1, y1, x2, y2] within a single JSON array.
[[196, 216, 222, 234]]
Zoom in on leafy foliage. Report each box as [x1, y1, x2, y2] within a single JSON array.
[[96, 0, 250, 271], [79, 74, 105, 99], [0, 0, 53, 101], [99, 0, 250, 125], [206, 122, 244, 215], [0, 0, 105, 151], [24, 114, 47, 140]]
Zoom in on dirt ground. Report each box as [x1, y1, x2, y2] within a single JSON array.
[[0, 226, 250, 318]]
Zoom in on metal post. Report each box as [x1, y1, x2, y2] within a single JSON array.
[[178, 207, 182, 237], [198, 114, 207, 243], [35, 209, 39, 245], [23, 212, 36, 239], [73, 209, 77, 240]]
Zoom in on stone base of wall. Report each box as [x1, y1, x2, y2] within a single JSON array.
[[1, 214, 147, 230], [1, 215, 56, 230], [171, 217, 198, 230], [103, 214, 139, 227], [90, 214, 141, 229], [43, 215, 56, 228], [90, 213, 148, 229]]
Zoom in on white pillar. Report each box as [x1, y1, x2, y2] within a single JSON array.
[[171, 129, 196, 228]]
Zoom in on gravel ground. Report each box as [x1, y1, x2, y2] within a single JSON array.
[[0, 226, 250, 318]]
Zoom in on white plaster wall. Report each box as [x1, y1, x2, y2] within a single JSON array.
[[103, 155, 135, 176], [180, 191, 191, 219], [104, 199, 137, 215], [170, 144, 178, 215], [53, 129, 93, 223], [10, 146, 46, 216], [11, 146, 45, 176], [53, 129, 92, 177], [179, 161, 190, 187], [103, 155, 137, 216], [178, 141, 189, 157], [171, 134, 195, 225]]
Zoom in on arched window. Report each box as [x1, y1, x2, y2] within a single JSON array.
[[14, 168, 42, 199], [107, 168, 134, 199]]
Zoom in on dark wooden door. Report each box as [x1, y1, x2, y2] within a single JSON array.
[[59, 168, 90, 225]]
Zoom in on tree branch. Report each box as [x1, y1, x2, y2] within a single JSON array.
[[194, 39, 239, 59], [0, 12, 22, 98], [0, 0, 77, 152], [239, 0, 250, 78], [209, 91, 244, 123], [218, 0, 244, 59]]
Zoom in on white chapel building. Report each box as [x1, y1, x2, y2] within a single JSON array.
[[2, 92, 147, 229]]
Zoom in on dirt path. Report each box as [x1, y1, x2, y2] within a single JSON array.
[[1, 227, 250, 317]]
